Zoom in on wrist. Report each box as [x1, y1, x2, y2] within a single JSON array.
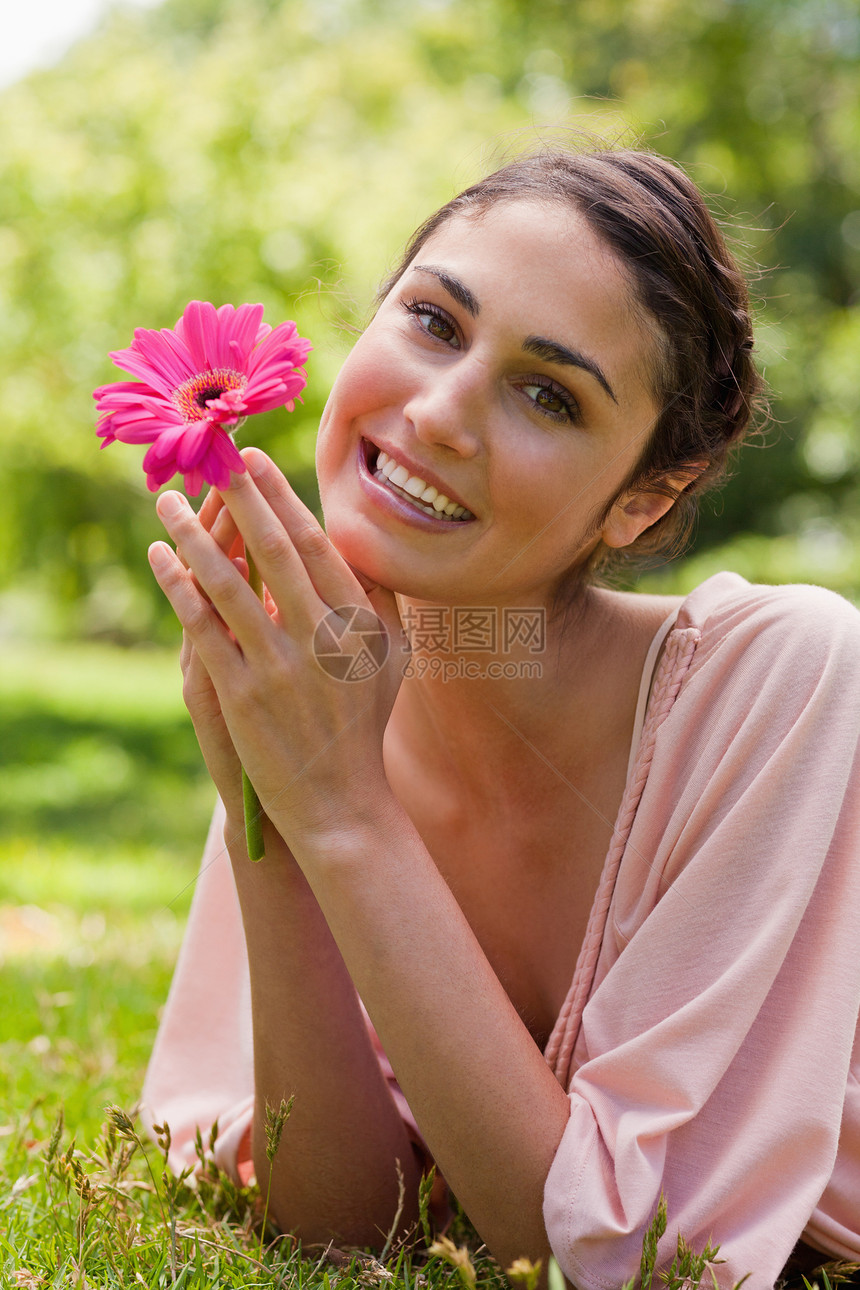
[[222, 813, 250, 858], [222, 813, 296, 867], [278, 782, 413, 871]]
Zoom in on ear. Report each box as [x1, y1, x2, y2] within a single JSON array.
[[600, 464, 706, 551]]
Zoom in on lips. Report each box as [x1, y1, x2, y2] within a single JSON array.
[[357, 439, 477, 529], [362, 439, 475, 518]]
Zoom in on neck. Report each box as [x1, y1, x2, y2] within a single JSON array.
[[389, 586, 626, 805]]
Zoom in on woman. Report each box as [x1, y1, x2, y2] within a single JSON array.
[[143, 147, 860, 1288]]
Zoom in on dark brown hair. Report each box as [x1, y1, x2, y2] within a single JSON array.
[[379, 146, 766, 577]]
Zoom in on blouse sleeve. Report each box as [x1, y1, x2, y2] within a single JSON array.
[[141, 799, 256, 1179], [141, 801, 428, 1183], [543, 583, 860, 1290]]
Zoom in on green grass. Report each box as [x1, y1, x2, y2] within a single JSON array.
[[0, 641, 215, 851], [0, 642, 855, 1287], [0, 641, 507, 1286]]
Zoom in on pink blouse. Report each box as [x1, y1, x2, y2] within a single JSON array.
[[143, 573, 860, 1288]]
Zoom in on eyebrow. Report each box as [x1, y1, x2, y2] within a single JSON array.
[[412, 264, 480, 317], [411, 263, 617, 404], [522, 336, 617, 404]]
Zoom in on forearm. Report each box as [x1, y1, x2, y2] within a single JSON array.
[[224, 817, 422, 1245], [285, 801, 571, 1270], [150, 463, 567, 1262]]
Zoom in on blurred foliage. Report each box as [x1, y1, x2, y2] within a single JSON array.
[[0, 641, 213, 846], [0, 0, 859, 642]]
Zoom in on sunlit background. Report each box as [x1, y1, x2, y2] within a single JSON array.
[[0, 0, 858, 1132], [1, 0, 166, 88], [2, 0, 859, 652]]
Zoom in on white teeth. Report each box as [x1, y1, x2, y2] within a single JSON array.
[[372, 469, 473, 520], [369, 444, 474, 521]]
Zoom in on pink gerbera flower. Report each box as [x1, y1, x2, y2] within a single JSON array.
[[94, 300, 312, 494]]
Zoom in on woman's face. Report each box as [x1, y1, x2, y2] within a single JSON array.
[[315, 199, 664, 607]]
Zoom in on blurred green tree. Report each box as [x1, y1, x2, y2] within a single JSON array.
[[0, 0, 857, 642]]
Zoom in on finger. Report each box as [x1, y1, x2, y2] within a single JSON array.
[[197, 485, 226, 533], [242, 446, 320, 528], [151, 538, 232, 670], [181, 643, 246, 821], [242, 455, 403, 654], [149, 509, 266, 662], [180, 627, 194, 675], [224, 450, 369, 621], [170, 488, 222, 572], [197, 490, 248, 577], [210, 501, 242, 560], [173, 494, 240, 600]]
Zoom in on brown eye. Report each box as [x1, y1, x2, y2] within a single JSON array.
[[520, 380, 578, 424], [403, 299, 461, 349], [425, 313, 456, 342], [534, 387, 565, 414]]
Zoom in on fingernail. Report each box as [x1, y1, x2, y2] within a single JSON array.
[[157, 491, 185, 518], [148, 541, 171, 571]]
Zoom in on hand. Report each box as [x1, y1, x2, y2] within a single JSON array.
[[148, 447, 406, 852], [171, 486, 249, 827]]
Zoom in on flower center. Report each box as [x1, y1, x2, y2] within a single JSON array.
[[173, 368, 246, 421]]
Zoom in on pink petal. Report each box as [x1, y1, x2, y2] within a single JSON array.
[[146, 462, 180, 492], [131, 326, 197, 383], [111, 413, 180, 444], [157, 326, 205, 382], [243, 370, 308, 415], [94, 384, 175, 418], [94, 382, 184, 444], [217, 303, 265, 369], [110, 328, 196, 395], [177, 301, 221, 372], [206, 388, 248, 423], [93, 379, 161, 403], [176, 422, 215, 472], [143, 423, 189, 468], [183, 466, 208, 496], [245, 322, 313, 382], [207, 427, 245, 474]]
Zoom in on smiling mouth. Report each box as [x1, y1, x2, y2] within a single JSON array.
[[363, 441, 476, 522]]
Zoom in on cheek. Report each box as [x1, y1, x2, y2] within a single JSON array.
[[314, 355, 369, 488], [317, 338, 401, 457]]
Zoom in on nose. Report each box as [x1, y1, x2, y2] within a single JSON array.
[[402, 355, 487, 457]]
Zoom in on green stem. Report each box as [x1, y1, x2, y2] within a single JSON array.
[[243, 768, 266, 861], [258, 1164, 274, 1264], [244, 547, 266, 861]]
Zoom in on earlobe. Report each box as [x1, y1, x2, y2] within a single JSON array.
[[600, 465, 705, 550]]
